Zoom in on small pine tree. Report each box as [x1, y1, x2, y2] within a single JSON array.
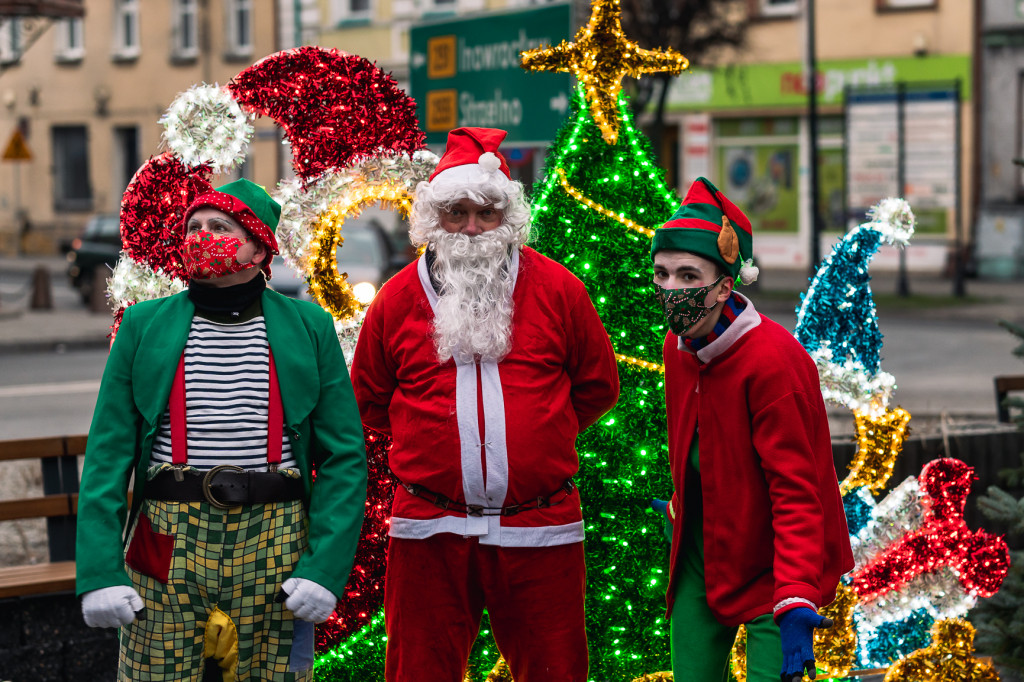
[[973, 320, 1024, 672]]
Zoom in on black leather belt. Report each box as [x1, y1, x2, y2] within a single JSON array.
[[146, 465, 305, 510], [402, 479, 575, 517]]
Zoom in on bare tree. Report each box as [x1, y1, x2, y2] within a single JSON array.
[[611, 0, 749, 161]]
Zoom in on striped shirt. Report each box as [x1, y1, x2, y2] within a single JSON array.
[[152, 316, 296, 471]]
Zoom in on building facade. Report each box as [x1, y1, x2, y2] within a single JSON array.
[[977, 0, 1024, 278], [663, 0, 974, 273], [0, 0, 281, 254]]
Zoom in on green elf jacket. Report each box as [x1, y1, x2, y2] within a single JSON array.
[[74, 288, 368, 599]]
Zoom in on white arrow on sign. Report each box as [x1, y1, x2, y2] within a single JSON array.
[[549, 92, 569, 115], [411, 52, 426, 69]]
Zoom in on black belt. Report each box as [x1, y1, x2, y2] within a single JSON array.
[[146, 466, 305, 510], [402, 479, 575, 517]]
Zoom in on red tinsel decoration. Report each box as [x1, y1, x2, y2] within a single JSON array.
[[120, 152, 213, 279], [851, 458, 1010, 602], [227, 46, 426, 182], [316, 426, 396, 649]]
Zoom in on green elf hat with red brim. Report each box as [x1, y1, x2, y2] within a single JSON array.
[[184, 178, 281, 277], [651, 177, 759, 285]]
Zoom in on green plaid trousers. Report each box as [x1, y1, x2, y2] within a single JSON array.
[[118, 479, 313, 682]]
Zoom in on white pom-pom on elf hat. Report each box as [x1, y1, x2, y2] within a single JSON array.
[[428, 127, 512, 189]]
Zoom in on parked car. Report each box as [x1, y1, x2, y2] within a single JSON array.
[[270, 216, 410, 303], [66, 214, 122, 303]]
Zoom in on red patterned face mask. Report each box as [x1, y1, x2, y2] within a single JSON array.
[[182, 232, 256, 280]]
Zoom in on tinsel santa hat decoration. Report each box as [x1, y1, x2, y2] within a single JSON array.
[[793, 197, 915, 413], [650, 177, 759, 285], [428, 127, 512, 188]]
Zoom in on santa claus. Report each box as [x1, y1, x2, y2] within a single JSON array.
[[350, 127, 620, 682]]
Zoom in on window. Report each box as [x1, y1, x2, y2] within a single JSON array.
[[758, 0, 798, 18], [52, 126, 93, 211], [0, 19, 21, 65], [227, 0, 253, 56], [114, 126, 140, 194], [877, 0, 936, 9], [331, 0, 372, 23], [54, 18, 84, 62], [113, 0, 140, 58], [172, 0, 198, 58]]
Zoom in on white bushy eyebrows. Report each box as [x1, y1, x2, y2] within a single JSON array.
[[442, 199, 500, 213]]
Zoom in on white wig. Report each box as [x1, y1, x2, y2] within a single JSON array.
[[409, 171, 533, 249]]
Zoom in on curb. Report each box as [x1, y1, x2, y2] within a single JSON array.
[[0, 336, 110, 355]]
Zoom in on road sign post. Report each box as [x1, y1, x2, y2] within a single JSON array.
[[410, 3, 573, 147], [3, 129, 32, 254]]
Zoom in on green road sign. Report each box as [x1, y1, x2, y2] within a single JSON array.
[[410, 3, 573, 146]]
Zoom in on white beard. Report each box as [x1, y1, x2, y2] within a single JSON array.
[[428, 224, 520, 364]]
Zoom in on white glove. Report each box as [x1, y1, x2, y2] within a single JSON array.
[[82, 585, 144, 628], [282, 577, 337, 623]]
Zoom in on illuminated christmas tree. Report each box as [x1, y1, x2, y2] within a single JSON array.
[[526, 84, 680, 678], [514, 0, 688, 676]]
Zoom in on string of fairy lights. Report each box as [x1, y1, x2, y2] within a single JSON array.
[[107, 3, 1012, 678]]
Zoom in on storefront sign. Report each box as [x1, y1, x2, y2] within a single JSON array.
[[846, 88, 958, 234], [665, 55, 970, 111]]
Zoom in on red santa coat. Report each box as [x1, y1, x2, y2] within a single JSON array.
[[663, 293, 853, 626], [351, 246, 619, 547]]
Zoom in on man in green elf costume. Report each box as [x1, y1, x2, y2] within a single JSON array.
[[75, 179, 367, 680], [650, 178, 853, 682]]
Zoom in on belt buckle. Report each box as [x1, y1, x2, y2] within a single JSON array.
[[202, 465, 245, 510]]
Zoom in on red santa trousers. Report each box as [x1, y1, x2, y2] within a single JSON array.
[[384, 534, 588, 682]]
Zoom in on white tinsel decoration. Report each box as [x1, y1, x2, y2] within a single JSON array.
[[273, 150, 438, 280], [856, 566, 977, 628], [851, 476, 925, 569], [809, 346, 896, 415], [336, 310, 365, 367], [160, 84, 253, 173], [107, 253, 187, 310], [866, 197, 916, 247]]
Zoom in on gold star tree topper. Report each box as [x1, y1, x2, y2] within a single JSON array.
[[521, 0, 689, 145]]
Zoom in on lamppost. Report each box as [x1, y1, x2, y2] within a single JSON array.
[[806, 0, 822, 278]]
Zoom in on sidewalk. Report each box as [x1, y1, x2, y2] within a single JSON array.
[[0, 254, 1021, 354], [0, 255, 113, 354]]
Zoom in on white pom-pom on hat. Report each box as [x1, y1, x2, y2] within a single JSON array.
[[478, 152, 501, 173], [738, 259, 759, 285]]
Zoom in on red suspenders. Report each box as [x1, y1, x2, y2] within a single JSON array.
[[170, 348, 284, 472]]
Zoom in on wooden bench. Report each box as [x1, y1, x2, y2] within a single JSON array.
[[0, 434, 86, 599], [995, 375, 1024, 423]]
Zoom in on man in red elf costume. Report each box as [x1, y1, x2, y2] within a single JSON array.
[[650, 178, 853, 682], [350, 127, 620, 681]]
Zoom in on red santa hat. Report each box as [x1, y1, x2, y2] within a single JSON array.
[[428, 127, 512, 186]]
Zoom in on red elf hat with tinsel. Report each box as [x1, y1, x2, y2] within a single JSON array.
[[184, 178, 281, 277], [651, 177, 759, 285], [428, 127, 512, 185]]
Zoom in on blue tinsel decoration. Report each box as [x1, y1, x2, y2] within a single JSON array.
[[794, 226, 885, 375], [843, 486, 875, 537], [857, 608, 935, 669]]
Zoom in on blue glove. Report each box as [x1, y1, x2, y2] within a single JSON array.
[[777, 606, 833, 681], [650, 498, 669, 519]]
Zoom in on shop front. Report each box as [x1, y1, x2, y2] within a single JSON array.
[[665, 54, 971, 272]]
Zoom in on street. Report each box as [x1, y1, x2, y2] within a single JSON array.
[[0, 347, 103, 439], [0, 311, 1018, 441]]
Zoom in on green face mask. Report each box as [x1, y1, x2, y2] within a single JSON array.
[[654, 275, 725, 336]]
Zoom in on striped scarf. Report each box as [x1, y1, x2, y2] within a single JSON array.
[[683, 293, 746, 352]]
